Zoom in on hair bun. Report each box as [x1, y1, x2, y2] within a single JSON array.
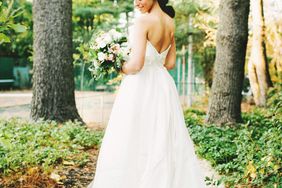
[[163, 5, 175, 18], [157, 0, 175, 18]]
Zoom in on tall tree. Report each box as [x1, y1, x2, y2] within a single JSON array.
[[31, 0, 83, 123], [248, 0, 273, 106], [206, 0, 250, 125]]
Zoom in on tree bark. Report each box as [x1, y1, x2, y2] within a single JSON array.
[[248, 0, 273, 107], [31, 0, 84, 124], [206, 0, 250, 125]]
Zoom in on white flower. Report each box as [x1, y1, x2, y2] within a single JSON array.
[[95, 36, 107, 48], [109, 29, 122, 40], [98, 52, 106, 61], [95, 36, 103, 44], [103, 33, 112, 44], [109, 29, 116, 35], [95, 37, 102, 44], [98, 42, 107, 48], [114, 33, 122, 40]]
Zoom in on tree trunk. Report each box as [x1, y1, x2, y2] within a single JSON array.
[[206, 0, 250, 125], [248, 0, 273, 107], [31, 0, 84, 124]]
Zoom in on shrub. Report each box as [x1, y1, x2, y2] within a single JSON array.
[[184, 109, 282, 187], [0, 117, 104, 175]]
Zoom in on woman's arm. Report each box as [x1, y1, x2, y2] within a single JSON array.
[[164, 34, 176, 71], [164, 21, 176, 71], [121, 17, 148, 75], [121, 60, 143, 75]]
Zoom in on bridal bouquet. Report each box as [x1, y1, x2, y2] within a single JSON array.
[[88, 29, 130, 80]]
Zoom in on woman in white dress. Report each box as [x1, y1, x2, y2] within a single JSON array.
[[88, 0, 207, 187]]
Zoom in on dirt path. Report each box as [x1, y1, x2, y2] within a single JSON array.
[[0, 90, 115, 126]]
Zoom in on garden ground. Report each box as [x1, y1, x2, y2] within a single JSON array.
[[0, 90, 224, 188]]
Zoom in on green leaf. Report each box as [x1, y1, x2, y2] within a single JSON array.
[[73, 53, 80, 61], [0, 27, 8, 32], [10, 8, 24, 18], [0, 15, 7, 22], [0, 33, 11, 43], [9, 23, 27, 33]]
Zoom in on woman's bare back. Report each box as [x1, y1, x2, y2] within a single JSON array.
[[146, 12, 175, 54], [121, 1, 176, 74]]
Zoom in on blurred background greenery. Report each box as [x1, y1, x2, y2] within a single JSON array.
[[0, 0, 281, 96]]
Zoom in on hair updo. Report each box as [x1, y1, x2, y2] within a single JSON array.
[[157, 0, 175, 18]]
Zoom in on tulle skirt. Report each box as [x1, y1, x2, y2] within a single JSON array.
[[88, 65, 207, 188]]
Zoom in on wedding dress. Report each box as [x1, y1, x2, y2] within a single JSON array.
[[88, 34, 207, 188]]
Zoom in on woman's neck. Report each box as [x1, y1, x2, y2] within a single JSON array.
[[149, 1, 163, 15]]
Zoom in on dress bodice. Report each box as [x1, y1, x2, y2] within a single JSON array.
[[144, 41, 171, 68]]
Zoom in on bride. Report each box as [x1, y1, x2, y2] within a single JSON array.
[[88, 0, 207, 187]]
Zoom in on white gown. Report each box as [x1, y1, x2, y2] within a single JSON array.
[[88, 39, 207, 188]]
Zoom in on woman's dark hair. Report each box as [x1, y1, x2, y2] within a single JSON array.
[[157, 0, 175, 18]]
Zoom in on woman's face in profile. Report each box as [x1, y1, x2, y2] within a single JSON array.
[[134, 0, 154, 13]]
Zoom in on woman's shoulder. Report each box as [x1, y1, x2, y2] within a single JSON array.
[[132, 14, 155, 27], [129, 13, 175, 34], [128, 14, 152, 34]]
